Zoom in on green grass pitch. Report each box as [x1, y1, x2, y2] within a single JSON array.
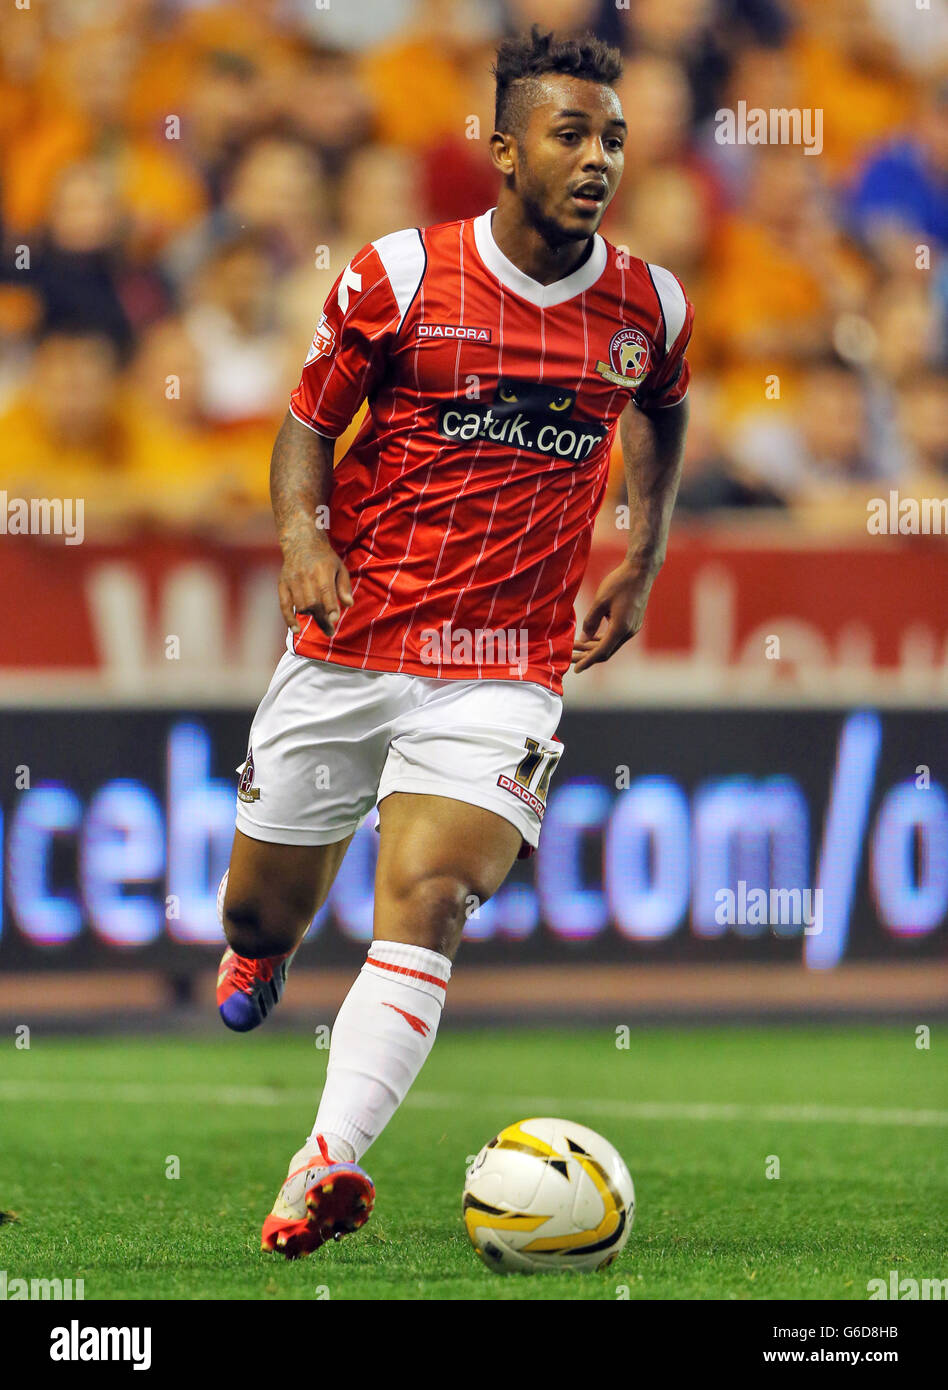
[[1, 1025, 945, 1300]]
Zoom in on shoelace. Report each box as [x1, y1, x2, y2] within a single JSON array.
[[227, 950, 276, 992]]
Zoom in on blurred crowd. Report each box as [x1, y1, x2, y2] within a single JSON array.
[[0, 0, 945, 537]]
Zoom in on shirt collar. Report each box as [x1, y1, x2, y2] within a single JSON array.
[[472, 207, 607, 308]]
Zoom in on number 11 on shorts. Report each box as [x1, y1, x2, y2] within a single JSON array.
[[514, 738, 561, 806]]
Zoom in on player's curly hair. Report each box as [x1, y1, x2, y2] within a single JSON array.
[[493, 25, 623, 140]]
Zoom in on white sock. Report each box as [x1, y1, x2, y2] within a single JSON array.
[[308, 940, 451, 1163]]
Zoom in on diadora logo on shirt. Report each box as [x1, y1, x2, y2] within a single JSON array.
[[417, 323, 492, 342], [437, 377, 607, 464], [595, 326, 652, 388]]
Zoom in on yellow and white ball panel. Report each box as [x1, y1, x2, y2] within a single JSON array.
[[463, 1116, 635, 1273]]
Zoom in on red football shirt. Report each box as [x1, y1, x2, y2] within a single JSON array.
[[289, 208, 693, 695]]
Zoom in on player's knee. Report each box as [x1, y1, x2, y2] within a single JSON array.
[[222, 897, 301, 959], [391, 871, 481, 955]]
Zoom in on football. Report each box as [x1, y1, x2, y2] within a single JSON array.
[[463, 1117, 635, 1273]]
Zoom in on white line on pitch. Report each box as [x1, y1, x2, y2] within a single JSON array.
[[0, 1080, 945, 1128]]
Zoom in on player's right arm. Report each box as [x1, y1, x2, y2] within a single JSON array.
[[271, 411, 353, 638], [272, 233, 423, 637]]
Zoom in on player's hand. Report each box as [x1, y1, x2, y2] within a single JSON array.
[[572, 559, 656, 673], [278, 530, 354, 637]]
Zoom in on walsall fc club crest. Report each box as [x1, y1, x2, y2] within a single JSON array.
[[596, 327, 652, 389], [236, 751, 260, 803]]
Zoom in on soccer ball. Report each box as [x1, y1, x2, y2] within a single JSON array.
[[463, 1117, 634, 1273]]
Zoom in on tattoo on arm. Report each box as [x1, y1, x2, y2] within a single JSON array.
[[270, 411, 336, 553]]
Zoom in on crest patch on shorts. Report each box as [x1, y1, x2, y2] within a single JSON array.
[[236, 751, 260, 802]]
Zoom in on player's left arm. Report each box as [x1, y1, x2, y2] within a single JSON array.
[[572, 396, 689, 673]]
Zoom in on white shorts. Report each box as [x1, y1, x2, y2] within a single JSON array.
[[234, 652, 564, 851]]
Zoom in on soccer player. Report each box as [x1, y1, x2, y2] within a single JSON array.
[[216, 26, 693, 1258]]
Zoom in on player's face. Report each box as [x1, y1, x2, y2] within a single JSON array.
[[515, 76, 626, 244]]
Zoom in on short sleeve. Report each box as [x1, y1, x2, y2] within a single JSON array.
[[637, 264, 694, 410], [289, 241, 404, 440]]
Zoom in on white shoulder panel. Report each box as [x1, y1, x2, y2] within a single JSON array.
[[371, 227, 426, 330], [647, 263, 687, 356]]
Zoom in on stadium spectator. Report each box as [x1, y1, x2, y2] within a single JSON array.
[[2, 21, 205, 248], [0, 0, 941, 536], [28, 161, 139, 359], [164, 48, 266, 207], [0, 326, 206, 529], [787, 0, 914, 178], [336, 145, 426, 256], [289, 0, 419, 53], [732, 359, 899, 513], [704, 147, 872, 421], [868, 275, 944, 386], [277, 44, 376, 181], [359, 0, 499, 150], [179, 231, 296, 428], [503, 0, 601, 39], [673, 382, 785, 514], [895, 372, 948, 481], [164, 135, 329, 291], [616, 0, 792, 125], [848, 80, 948, 256]]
